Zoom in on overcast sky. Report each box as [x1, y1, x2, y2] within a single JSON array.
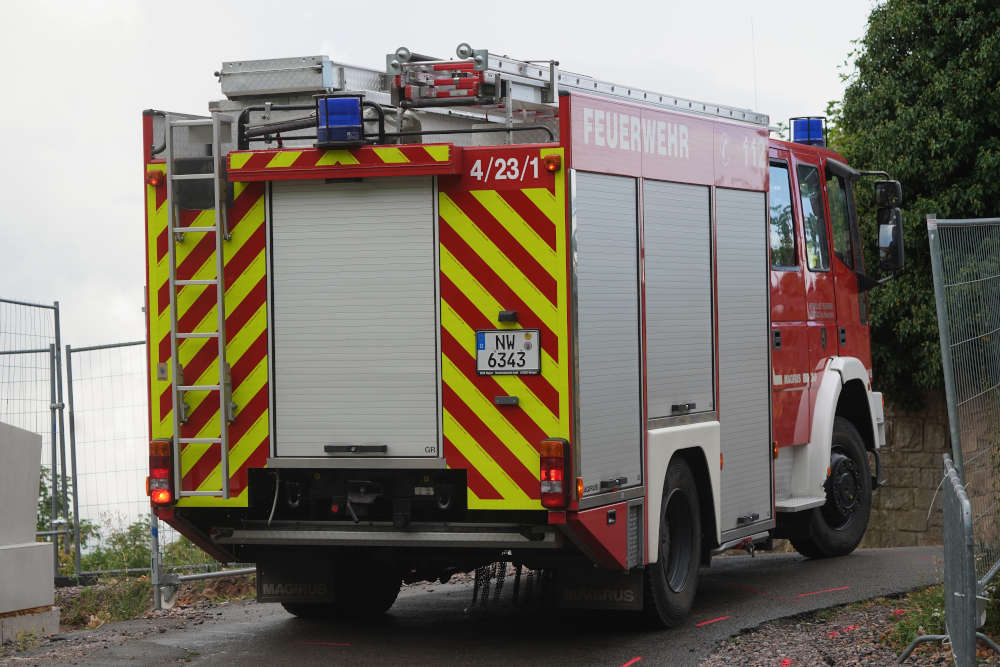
[[1, 0, 879, 348]]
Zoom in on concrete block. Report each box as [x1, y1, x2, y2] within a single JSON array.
[[0, 543, 53, 614], [889, 418, 924, 451], [0, 422, 42, 545], [896, 509, 929, 533], [876, 487, 913, 512], [884, 466, 917, 488], [0, 606, 60, 644]]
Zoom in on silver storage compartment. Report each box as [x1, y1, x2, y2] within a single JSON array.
[[716, 187, 772, 535], [269, 177, 440, 458], [573, 172, 642, 494], [643, 180, 714, 419]]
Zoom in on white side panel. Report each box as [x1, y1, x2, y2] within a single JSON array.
[[643, 180, 714, 417], [574, 172, 643, 493], [646, 422, 722, 560], [270, 177, 439, 458], [716, 188, 772, 535]]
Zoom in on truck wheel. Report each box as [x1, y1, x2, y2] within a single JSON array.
[[644, 457, 701, 628], [281, 602, 338, 619], [790, 416, 872, 559], [333, 558, 402, 618]]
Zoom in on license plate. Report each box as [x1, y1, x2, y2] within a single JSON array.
[[476, 329, 541, 375]]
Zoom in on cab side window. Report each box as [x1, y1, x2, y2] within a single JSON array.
[[797, 164, 830, 271], [769, 163, 797, 269], [827, 172, 854, 269]]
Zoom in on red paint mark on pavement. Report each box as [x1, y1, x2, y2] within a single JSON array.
[[780, 659, 792, 667], [695, 616, 731, 627], [843, 625, 858, 632], [298, 641, 351, 646], [797, 585, 850, 598], [620, 658, 642, 667], [827, 631, 840, 638], [893, 609, 908, 616]]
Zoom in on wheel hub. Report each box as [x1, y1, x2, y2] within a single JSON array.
[[827, 451, 860, 517]]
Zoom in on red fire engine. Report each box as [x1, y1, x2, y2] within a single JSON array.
[[142, 45, 904, 625]]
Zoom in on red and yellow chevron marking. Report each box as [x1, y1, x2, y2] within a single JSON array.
[[145, 168, 268, 508], [227, 144, 458, 181], [438, 147, 571, 510]]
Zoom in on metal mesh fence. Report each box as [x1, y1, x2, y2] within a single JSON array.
[[66, 342, 149, 541], [65, 340, 220, 575], [928, 216, 1000, 586], [0, 297, 66, 569]]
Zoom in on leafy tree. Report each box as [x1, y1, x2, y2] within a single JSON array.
[[36, 465, 99, 549], [80, 519, 152, 572], [830, 0, 1000, 409]]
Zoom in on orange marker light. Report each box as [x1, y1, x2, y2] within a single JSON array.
[[145, 170, 165, 187], [576, 477, 584, 499], [542, 155, 562, 172]]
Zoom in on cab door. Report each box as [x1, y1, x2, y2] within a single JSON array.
[[768, 151, 810, 447], [791, 151, 838, 419], [823, 159, 872, 369]]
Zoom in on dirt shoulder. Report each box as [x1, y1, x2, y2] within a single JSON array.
[[1, 575, 256, 665], [700, 594, 1000, 666]]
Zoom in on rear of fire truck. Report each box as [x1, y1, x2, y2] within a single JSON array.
[[141, 45, 903, 625], [142, 48, 596, 621]]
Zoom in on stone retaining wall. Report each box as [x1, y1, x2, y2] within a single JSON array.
[[861, 392, 948, 548]]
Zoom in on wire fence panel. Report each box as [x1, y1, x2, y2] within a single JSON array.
[[0, 297, 65, 571], [928, 217, 1000, 587], [65, 339, 222, 576], [66, 342, 149, 542]]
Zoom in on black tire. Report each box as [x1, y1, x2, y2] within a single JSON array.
[[790, 416, 872, 559], [644, 457, 702, 628], [281, 557, 401, 620], [332, 557, 401, 618], [281, 602, 337, 619]]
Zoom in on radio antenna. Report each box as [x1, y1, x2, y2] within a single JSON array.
[[751, 17, 760, 112]]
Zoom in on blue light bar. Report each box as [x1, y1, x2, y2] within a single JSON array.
[[791, 117, 825, 147], [317, 96, 363, 146]]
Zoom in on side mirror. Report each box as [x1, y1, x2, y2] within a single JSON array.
[[878, 207, 904, 273], [875, 180, 902, 207]]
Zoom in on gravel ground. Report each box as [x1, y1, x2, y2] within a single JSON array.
[[6, 571, 993, 666], [0, 571, 486, 665], [701, 598, 1000, 666]]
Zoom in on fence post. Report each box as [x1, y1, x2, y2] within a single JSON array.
[[53, 302, 70, 552], [66, 344, 82, 578], [48, 343, 60, 574], [927, 215, 964, 475]]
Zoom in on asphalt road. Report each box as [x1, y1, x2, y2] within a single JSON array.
[[77, 546, 942, 667]]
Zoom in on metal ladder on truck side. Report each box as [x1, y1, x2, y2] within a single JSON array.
[[164, 113, 235, 499]]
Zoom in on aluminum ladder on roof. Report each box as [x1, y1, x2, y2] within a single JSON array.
[[163, 113, 235, 499], [386, 43, 770, 127]]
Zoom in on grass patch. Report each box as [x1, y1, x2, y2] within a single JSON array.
[[883, 585, 945, 650], [61, 577, 152, 628]]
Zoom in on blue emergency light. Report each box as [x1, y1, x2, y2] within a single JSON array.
[[316, 95, 363, 146], [790, 117, 825, 147]]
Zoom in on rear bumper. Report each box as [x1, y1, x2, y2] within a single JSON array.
[[212, 524, 563, 550]]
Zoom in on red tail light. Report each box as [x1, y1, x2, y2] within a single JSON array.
[[540, 438, 570, 508], [151, 488, 172, 504], [148, 439, 174, 506]]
